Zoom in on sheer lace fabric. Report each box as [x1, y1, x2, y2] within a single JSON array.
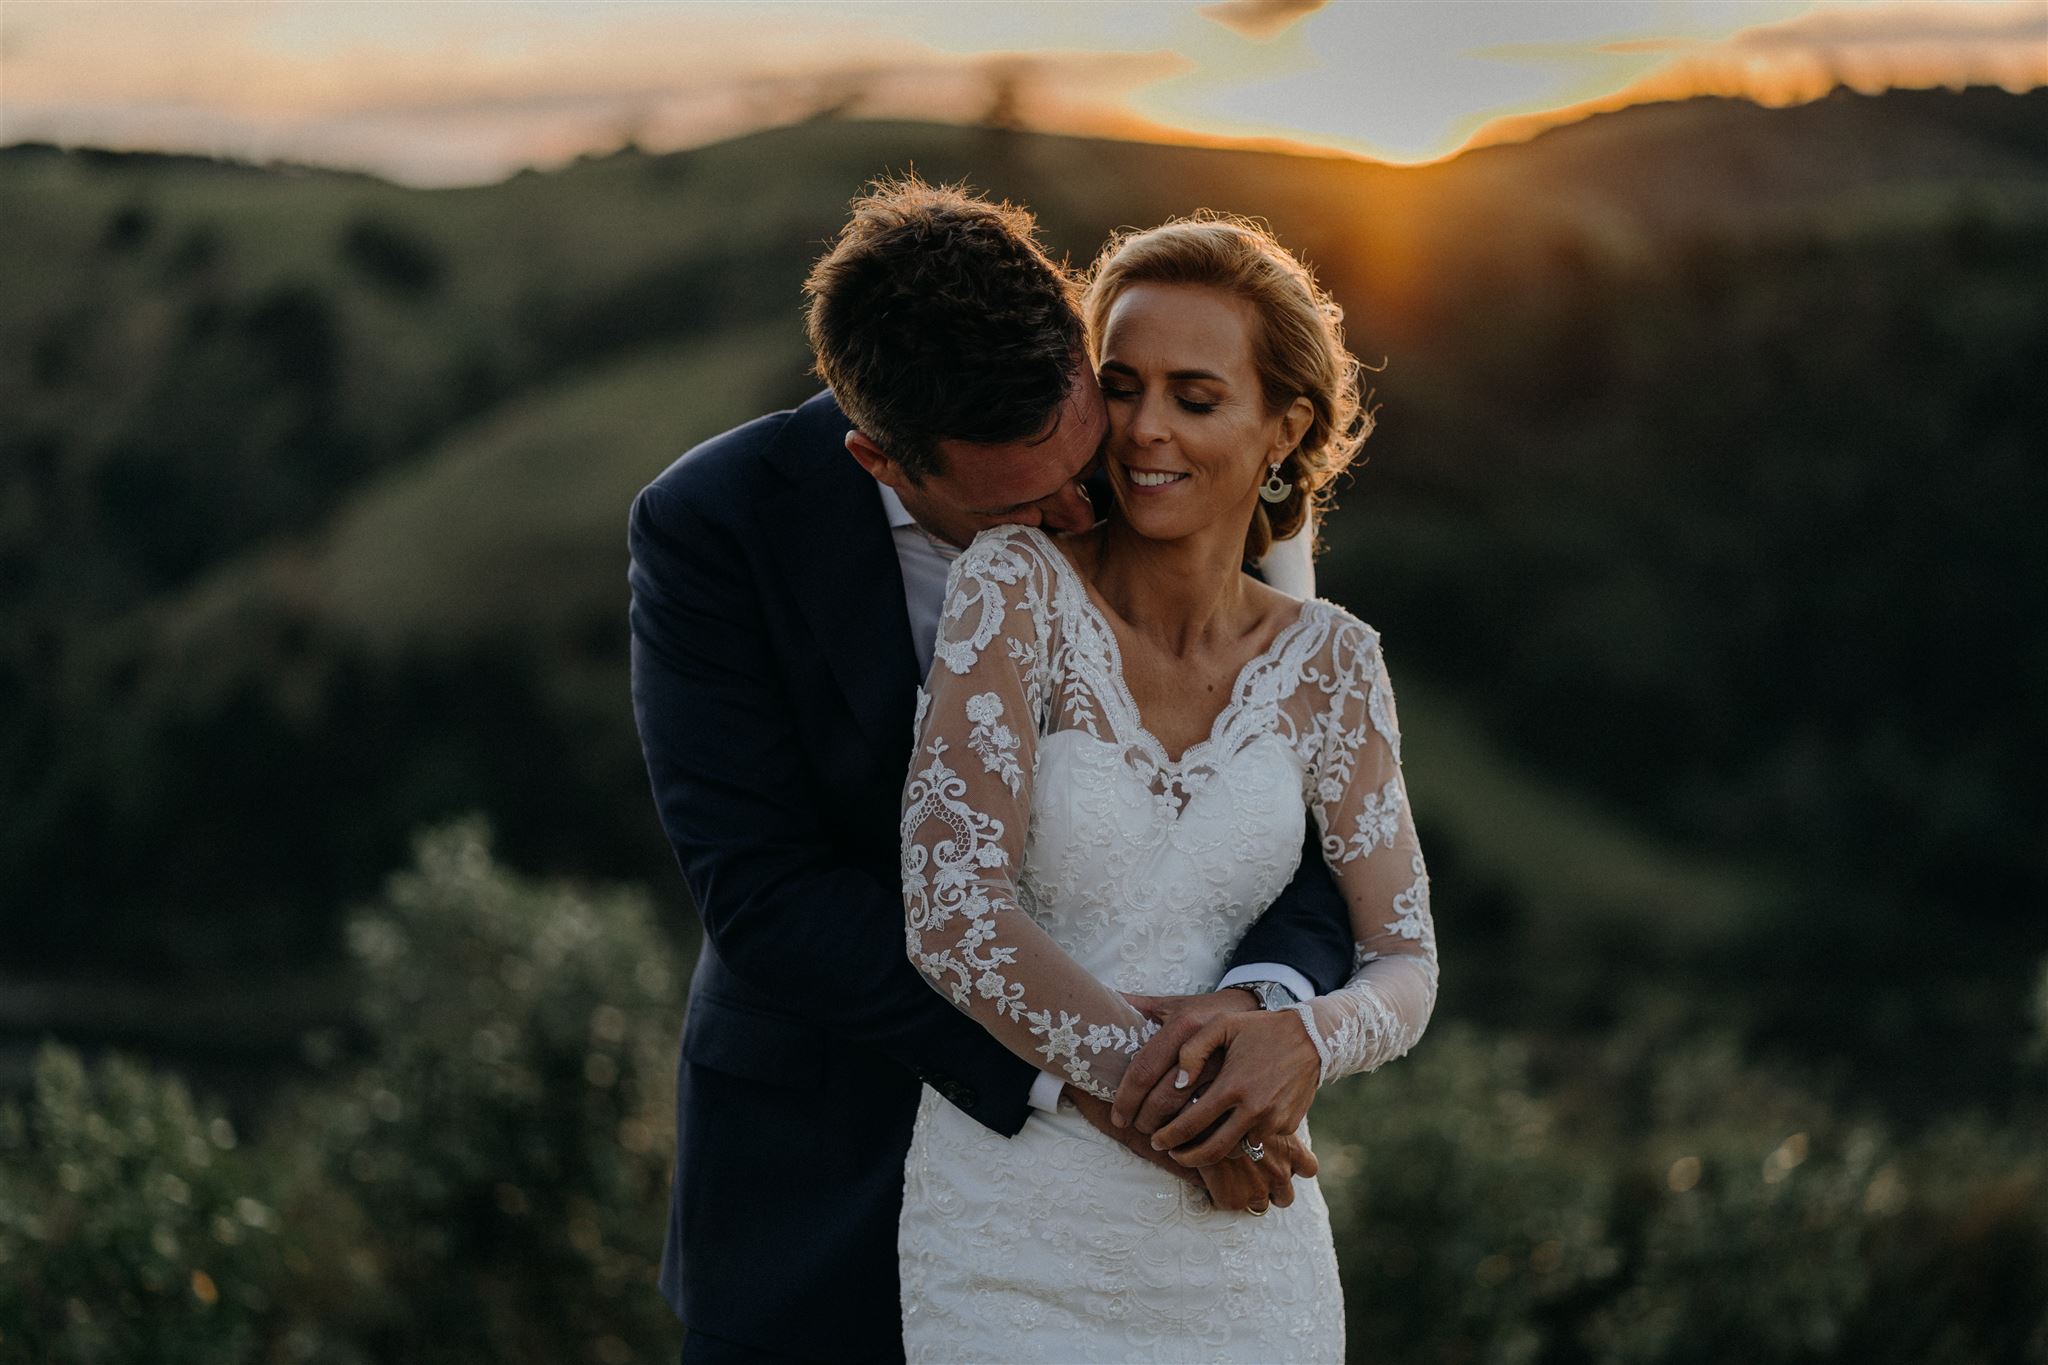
[[895, 525, 1436, 1361], [900, 525, 1438, 1102]]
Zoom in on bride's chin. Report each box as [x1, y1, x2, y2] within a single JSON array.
[[1109, 507, 1246, 548]]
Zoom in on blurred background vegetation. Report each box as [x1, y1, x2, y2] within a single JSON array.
[[2, 86, 2044, 1362]]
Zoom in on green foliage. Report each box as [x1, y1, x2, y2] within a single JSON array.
[[338, 214, 446, 298], [1, 819, 685, 1364], [0, 1046, 285, 1364], [283, 817, 684, 1363], [5, 820, 2044, 1361], [1318, 1026, 1621, 1365], [1315, 1018, 2048, 1365]]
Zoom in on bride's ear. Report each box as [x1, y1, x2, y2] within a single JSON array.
[[846, 430, 910, 492], [1270, 396, 1314, 462]]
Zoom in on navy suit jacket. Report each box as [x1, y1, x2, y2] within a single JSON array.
[[627, 390, 1355, 1360]]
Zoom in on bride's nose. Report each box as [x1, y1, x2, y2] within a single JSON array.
[[1129, 391, 1172, 446]]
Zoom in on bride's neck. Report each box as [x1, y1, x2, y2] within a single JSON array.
[[1087, 514, 1254, 654]]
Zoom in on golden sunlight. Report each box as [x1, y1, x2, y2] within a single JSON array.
[[0, 0, 2040, 183]]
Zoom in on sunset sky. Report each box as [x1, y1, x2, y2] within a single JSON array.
[[2, 0, 2043, 186]]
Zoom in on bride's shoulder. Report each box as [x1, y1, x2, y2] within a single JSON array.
[[954, 523, 1058, 577], [943, 527, 1070, 620], [957, 523, 1085, 591], [1301, 598, 1388, 672]]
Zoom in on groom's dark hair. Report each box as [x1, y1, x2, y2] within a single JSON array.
[[804, 175, 1085, 483]]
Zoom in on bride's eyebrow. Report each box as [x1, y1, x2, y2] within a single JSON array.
[[1097, 359, 1226, 383]]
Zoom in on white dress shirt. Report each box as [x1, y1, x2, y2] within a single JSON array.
[[877, 482, 1318, 1113]]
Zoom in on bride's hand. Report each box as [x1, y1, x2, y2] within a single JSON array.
[[1112, 987, 1259, 1131], [1149, 1010, 1322, 1168]]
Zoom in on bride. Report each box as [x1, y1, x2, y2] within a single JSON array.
[[896, 216, 1439, 1362]]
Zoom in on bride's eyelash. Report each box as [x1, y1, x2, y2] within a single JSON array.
[[1098, 384, 1217, 416]]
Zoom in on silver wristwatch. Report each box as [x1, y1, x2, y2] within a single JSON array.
[[1243, 980, 1299, 1011]]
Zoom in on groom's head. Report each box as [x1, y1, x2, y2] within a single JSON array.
[[805, 176, 1104, 548]]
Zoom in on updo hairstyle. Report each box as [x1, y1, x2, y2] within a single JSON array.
[[1080, 214, 1373, 561]]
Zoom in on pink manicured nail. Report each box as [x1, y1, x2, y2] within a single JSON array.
[[1173, 1069, 1190, 1089]]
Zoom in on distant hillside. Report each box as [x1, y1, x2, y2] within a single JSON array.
[[4, 85, 2043, 1103]]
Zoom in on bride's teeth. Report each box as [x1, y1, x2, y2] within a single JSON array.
[[1129, 470, 1186, 487]]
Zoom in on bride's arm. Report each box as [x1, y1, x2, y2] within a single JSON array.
[[1284, 620, 1438, 1080], [901, 528, 1156, 1104]]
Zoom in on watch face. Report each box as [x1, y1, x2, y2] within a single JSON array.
[[1254, 981, 1296, 1010]]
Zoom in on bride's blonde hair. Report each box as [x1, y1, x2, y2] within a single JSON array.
[[1080, 214, 1374, 561]]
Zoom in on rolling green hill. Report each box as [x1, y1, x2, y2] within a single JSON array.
[[4, 91, 2043, 1114]]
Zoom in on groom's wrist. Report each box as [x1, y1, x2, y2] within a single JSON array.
[[1217, 962, 1316, 1007]]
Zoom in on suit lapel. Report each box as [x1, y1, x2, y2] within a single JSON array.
[[767, 393, 922, 761]]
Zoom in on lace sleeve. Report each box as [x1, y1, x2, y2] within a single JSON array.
[[1292, 620, 1439, 1082], [901, 528, 1157, 1103]]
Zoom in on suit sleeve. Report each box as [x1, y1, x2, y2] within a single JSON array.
[[1222, 822, 1358, 997], [628, 479, 1037, 1136]]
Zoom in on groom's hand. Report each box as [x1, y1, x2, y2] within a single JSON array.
[[1196, 1139, 1317, 1215], [1112, 988, 1259, 1133], [1069, 1086, 1315, 1212]]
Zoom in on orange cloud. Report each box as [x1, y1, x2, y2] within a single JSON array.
[[1464, 0, 2048, 152], [1198, 1, 1328, 42]]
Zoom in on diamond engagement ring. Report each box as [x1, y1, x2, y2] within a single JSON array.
[[1241, 1138, 1265, 1162]]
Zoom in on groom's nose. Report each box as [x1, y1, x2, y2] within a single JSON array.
[[1038, 479, 1097, 533]]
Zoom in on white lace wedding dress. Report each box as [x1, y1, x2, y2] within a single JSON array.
[[897, 525, 1439, 1363]]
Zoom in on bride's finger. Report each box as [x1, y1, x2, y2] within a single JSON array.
[[1130, 1052, 1220, 1137], [1168, 1016, 1235, 1098], [1112, 1010, 1205, 1129]]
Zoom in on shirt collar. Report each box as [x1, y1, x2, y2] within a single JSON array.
[[875, 480, 918, 531], [876, 481, 965, 560]]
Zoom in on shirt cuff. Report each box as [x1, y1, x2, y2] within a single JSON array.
[[1217, 962, 1318, 1005], [1027, 1069, 1066, 1114]]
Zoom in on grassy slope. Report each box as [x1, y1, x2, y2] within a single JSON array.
[[14, 88, 2042, 980], [313, 326, 810, 648], [145, 323, 1777, 972]]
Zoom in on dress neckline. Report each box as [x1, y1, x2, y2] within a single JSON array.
[[1018, 526, 1319, 772]]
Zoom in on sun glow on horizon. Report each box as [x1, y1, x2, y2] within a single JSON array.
[[0, 1, 2041, 185]]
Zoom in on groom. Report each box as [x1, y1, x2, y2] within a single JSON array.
[[628, 178, 1353, 1363]]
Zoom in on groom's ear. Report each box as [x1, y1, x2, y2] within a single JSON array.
[[845, 431, 910, 492]]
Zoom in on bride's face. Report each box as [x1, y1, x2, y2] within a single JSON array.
[[1095, 283, 1309, 545]]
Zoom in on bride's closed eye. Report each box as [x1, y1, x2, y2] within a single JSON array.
[[1097, 381, 1219, 415]]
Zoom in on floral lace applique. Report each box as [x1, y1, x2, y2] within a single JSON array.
[[901, 525, 1437, 1103]]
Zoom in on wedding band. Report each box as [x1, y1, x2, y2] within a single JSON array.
[[1248, 1204, 1268, 1217], [1242, 1138, 1266, 1163]]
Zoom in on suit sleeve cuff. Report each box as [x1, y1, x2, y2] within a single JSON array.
[[1027, 1069, 1065, 1114], [1218, 962, 1318, 1003]]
